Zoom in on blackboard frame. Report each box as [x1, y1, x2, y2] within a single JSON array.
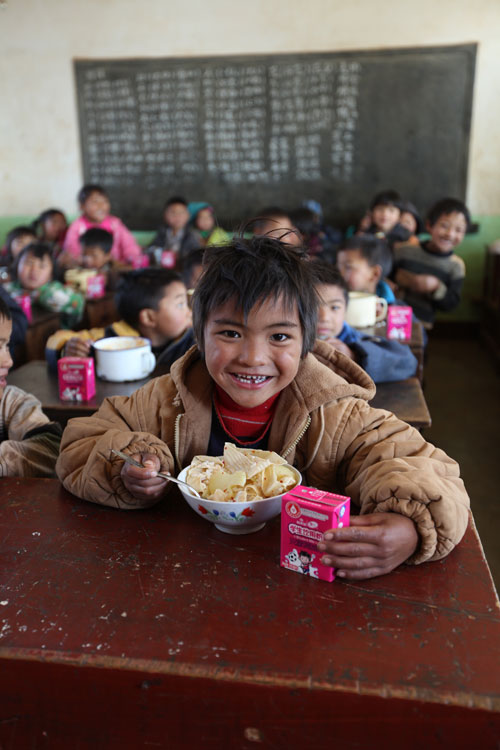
[[74, 44, 477, 230]]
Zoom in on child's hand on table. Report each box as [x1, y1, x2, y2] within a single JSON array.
[[64, 337, 92, 358], [319, 336, 355, 361], [317, 512, 419, 579], [120, 453, 169, 502]]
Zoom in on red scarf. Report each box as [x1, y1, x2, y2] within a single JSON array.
[[213, 386, 279, 443]]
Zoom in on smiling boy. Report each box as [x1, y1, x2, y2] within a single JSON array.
[[57, 237, 470, 580], [393, 197, 469, 324]]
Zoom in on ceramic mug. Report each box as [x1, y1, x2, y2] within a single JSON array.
[[345, 292, 388, 328], [93, 336, 156, 382]]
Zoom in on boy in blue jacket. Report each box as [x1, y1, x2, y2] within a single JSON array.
[[311, 263, 417, 383]]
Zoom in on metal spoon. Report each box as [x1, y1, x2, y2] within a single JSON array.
[[111, 449, 201, 498]]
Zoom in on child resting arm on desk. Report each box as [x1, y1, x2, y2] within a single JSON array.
[[0, 296, 61, 477], [56, 237, 470, 580]]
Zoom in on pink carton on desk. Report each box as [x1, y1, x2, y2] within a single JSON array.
[[386, 305, 412, 341], [57, 357, 96, 402], [14, 293, 32, 323], [86, 273, 106, 299], [281, 486, 350, 582]]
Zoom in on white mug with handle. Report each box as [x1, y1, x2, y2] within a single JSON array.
[[345, 292, 388, 328]]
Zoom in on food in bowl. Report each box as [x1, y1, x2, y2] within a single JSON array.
[[185, 442, 299, 503]]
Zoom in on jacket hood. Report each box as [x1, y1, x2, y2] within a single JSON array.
[[169, 341, 376, 415]]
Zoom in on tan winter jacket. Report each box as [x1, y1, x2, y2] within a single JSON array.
[[0, 385, 61, 477], [56, 342, 470, 565]]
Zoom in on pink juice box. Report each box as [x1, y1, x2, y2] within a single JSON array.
[[386, 305, 412, 341], [16, 294, 32, 323], [86, 273, 106, 299], [281, 486, 350, 582], [58, 357, 96, 402]]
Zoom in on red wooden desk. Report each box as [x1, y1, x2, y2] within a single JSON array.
[[7, 361, 431, 430], [0, 479, 498, 749]]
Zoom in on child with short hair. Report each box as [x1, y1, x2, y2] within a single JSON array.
[[35, 208, 68, 253], [147, 196, 201, 266], [6, 243, 85, 328], [77, 227, 124, 291], [57, 236, 470, 581], [398, 201, 424, 237], [62, 184, 141, 267], [311, 262, 417, 383], [359, 190, 412, 249], [393, 197, 470, 325], [337, 236, 396, 303], [1, 225, 37, 271], [0, 296, 61, 477], [46, 269, 194, 373]]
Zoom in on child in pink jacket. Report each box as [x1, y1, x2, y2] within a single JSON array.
[[62, 184, 142, 267]]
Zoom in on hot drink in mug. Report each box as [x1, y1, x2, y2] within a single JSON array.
[[93, 336, 156, 382], [345, 292, 388, 328]]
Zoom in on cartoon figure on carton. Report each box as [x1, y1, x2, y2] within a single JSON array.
[[62, 386, 82, 402], [285, 548, 300, 570], [299, 551, 312, 575]]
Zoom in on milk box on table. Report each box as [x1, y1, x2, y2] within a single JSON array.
[[281, 486, 350, 582], [386, 305, 412, 341], [58, 357, 96, 402]]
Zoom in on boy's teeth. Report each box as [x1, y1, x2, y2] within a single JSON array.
[[235, 374, 267, 384]]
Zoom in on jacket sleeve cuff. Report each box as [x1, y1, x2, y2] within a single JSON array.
[[369, 495, 441, 565]]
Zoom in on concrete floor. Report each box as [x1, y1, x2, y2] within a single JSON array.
[[421, 333, 499, 590]]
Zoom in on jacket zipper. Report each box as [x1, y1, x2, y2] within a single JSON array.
[[281, 416, 311, 461], [174, 413, 183, 469]]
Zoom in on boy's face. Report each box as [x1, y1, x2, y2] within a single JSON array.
[[164, 203, 189, 231], [204, 295, 303, 409], [18, 253, 52, 290], [82, 245, 109, 270], [399, 211, 417, 235], [11, 233, 36, 259], [427, 211, 467, 254], [81, 192, 110, 224], [337, 248, 379, 294], [149, 281, 192, 341], [315, 284, 347, 339], [0, 317, 13, 400], [371, 203, 400, 233]]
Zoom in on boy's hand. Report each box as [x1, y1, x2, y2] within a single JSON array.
[[320, 336, 355, 361], [395, 269, 440, 295], [317, 513, 419, 580], [65, 337, 92, 358], [120, 453, 168, 503]]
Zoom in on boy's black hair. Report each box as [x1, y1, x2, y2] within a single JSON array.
[[80, 228, 113, 255], [338, 235, 393, 277], [77, 184, 108, 205], [192, 236, 319, 358], [13, 242, 54, 281], [426, 197, 471, 230], [299, 551, 312, 560], [164, 195, 188, 210], [179, 248, 205, 288], [399, 201, 424, 234], [114, 268, 184, 329], [0, 295, 11, 322], [369, 190, 402, 211], [4, 225, 37, 254], [310, 261, 349, 306]]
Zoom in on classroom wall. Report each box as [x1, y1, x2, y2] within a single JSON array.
[[1, 0, 499, 320]]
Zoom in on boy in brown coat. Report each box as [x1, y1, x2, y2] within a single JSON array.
[[57, 237, 470, 579]]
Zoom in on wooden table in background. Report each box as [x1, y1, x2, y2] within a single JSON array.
[[0, 479, 498, 749], [81, 292, 119, 330], [7, 362, 431, 430]]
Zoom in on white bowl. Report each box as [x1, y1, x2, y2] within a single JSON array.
[[177, 464, 302, 535]]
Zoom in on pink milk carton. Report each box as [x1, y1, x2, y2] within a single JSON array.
[[386, 305, 412, 341], [15, 293, 32, 323], [132, 254, 149, 269], [86, 273, 106, 299], [57, 357, 96, 402], [281, 486, 350, 582], [161, 250, 176, 269]]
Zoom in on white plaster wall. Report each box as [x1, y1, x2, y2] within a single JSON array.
[[1, 0, 499, 217]]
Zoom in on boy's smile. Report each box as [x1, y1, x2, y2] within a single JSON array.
[[204, 296, 303, 409]]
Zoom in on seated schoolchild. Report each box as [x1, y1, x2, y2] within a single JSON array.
[[301, 199, 343, 250], [252, 206, 302, 247], [147, 196, 201, 267], [78, 227, 128, 291], [188, 203, 229, 247], [62, 184, 141, 267], [398, 201, 424, 238], [0, 225, 37, 273], [392, 198, 470, 326], [358, 190, 413, 249], [5, 243, 85, 328], [56, 236, 470, 580], [35, 208, 68, 255], [311, 262, 417, 383], [46, 269, 194, 373], [0, 296, 61, 477], [337, 236, 396, 303]]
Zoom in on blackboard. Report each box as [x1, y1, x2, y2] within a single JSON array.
[[74, 45, 476, 230]]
